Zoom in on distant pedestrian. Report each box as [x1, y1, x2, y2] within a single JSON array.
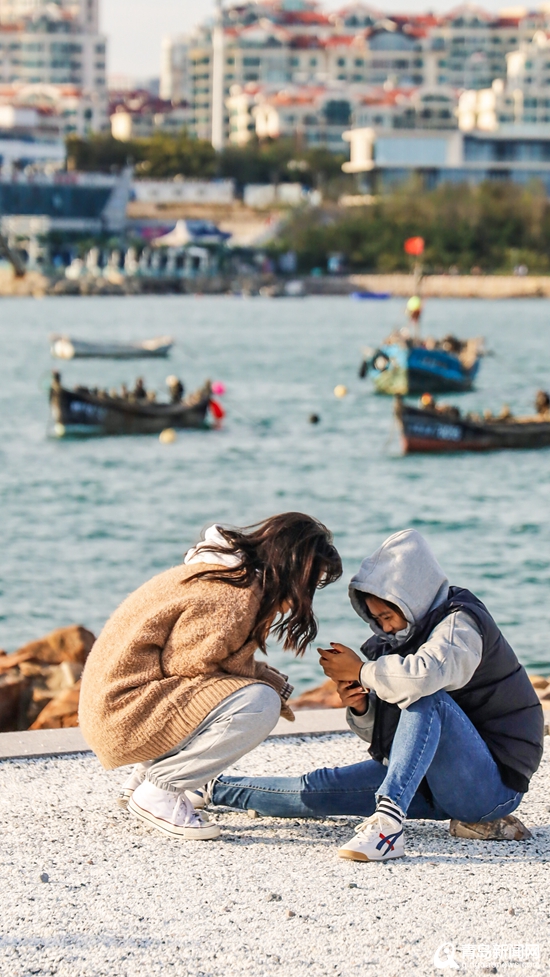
[[79, 514, 342, 841]]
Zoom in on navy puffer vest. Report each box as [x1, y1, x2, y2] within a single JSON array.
[[362, 587, 544, 793]]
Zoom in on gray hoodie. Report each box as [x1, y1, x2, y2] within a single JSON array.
[[346, 530, 482, 744]]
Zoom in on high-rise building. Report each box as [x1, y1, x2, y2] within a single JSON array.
[[0, 0, 106, 132], [162, 1, 550, 147]]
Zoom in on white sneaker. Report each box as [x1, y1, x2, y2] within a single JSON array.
[[117, 765, 147, 808], [338, 812, 405, 862], [117, 766, 208, 812], [128, 780, 220, 840]]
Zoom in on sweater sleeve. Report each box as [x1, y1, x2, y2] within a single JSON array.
[[161, 581, 260, 679], [346, 691, 377, 743], [359, 610, 482, 709]]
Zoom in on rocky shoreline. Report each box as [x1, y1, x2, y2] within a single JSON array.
[[4, 267, 550, 299], [0, 626, 548, 732]]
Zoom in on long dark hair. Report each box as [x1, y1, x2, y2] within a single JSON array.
[[186, 512, 342, 655]]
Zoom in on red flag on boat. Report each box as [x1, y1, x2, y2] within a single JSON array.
[[404, 237, 425, 256], [209, 399, 225, 420]]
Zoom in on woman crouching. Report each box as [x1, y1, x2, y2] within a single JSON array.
[[79, 512, 342, 841]]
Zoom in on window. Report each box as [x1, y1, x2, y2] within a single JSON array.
[[243, 57, 260, 66], [354, 58, 364, 67], [337, 57, 346, 67], [310, 57, 317, 66]]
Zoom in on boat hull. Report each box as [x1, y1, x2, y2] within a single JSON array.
[[50, 387, 210, 437], [396, 400, 550, 453], [373, 344, 480, 395], [50, 336, 173, 360]]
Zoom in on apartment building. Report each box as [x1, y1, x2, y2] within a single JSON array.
[[162, 1, 550, 146], [430, 6, 546, 91], [0, 81, 105, 134], [0, 0, 106, 132], [110, 90, 192, 141], [251, 86, 354, 150], [457, 30, 550, 131]]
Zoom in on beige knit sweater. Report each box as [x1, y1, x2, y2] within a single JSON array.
[[79, 563, 294, 769]]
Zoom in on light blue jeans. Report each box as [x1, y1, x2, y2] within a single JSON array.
[[212, 691, 524, 822]]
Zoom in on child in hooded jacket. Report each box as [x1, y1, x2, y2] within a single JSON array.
[[207, 529, 544, 861]]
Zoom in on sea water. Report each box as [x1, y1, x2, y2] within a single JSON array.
[[2, 294, 550, 691]]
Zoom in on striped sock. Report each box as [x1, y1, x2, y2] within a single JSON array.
[[376, 796, 405, 828]]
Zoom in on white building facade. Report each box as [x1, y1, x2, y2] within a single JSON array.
[[0, 0, 106, 133], [161, 1, 550, 146]]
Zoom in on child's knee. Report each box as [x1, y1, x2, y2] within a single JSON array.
[[403, 690, 448, 715], [241, 683, 282, 733]]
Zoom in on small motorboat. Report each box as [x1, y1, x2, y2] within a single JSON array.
[[350, 290, 391, 300], [395, 395, 550, 454], [50, 335, 174, 360], [360, 334, 484, 395], [49, 374, 221, 437]]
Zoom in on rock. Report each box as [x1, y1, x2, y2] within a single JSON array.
[[266, 893, 282, 902], [0, 674, 29, 732], [290, 679, 341, 710], [508, 907, 515, 915], [347, 883, 358, 888], [286, 910, 296, 918], [29, 682, 81, 730], [1, 625, 95, 671], [449, 815, 532, 841], [0, 627, 95, 732], [40, 873, 49, 883], [528, 674, 549, 690]]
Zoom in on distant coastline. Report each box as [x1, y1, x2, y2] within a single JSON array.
[[3, 268, 550, 299]]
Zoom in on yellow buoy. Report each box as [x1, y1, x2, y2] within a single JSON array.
[[54, 422, 66, 438], [334, 384, 348, 398], [159, 428, 177, 444]]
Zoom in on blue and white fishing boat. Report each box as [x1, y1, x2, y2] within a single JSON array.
[[360, 330, 484, 395]]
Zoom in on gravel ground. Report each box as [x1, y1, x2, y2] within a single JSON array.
[[1, 732, 548, 977]]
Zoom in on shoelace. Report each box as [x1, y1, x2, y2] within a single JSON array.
[[354, 813, 380, 835], [173, 794, 203, 827]]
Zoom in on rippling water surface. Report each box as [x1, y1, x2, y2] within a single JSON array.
[[2, 294, 550, 689]]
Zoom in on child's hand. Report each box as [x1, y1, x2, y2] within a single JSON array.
[[336, 680, 369, 714], [318, 642, 364, 683]]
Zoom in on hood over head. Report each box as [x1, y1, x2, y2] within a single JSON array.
[[184, 524, 243, 568], [349, 529, 449, 638]]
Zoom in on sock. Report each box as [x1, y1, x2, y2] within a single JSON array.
[[376, 796, 405, 828]]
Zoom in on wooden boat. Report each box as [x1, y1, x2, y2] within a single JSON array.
[[49, 376, 215, 437], [395, 397, 550, 453], [50, 335, 174, 360], [363, 335, 483, 395]]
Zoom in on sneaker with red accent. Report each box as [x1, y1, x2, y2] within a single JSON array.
[[338, 812, 405, 862]]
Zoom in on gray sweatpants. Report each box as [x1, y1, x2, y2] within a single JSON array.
[[142, 684, 281, 793]]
